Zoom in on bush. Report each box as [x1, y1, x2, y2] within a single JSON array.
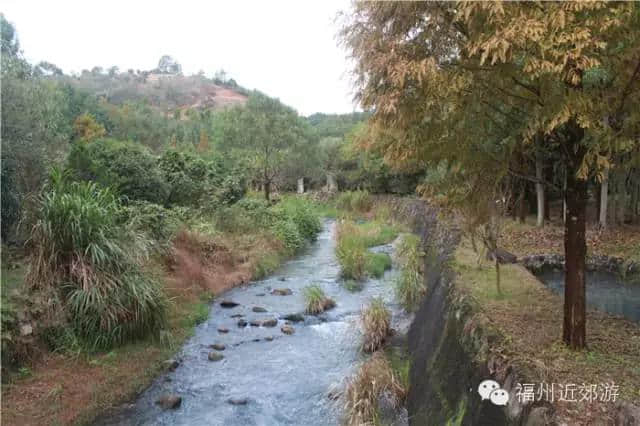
[[336, 190, 373, 213], [394, 234, 426, 312], [27, 172, 166, 349], [271, 218, 305, 254], [336, 225, 367, 280], [68, 139, 169, 204], [361, 297, 391, 353], [123, 200, 184, 245], [303, 284, 336, 314], [365, 252, 392, 278], [343, 352, 405, 426], [273, 197, 322, 241]]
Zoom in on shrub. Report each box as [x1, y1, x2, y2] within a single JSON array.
[[271, 218, 305, 254], [123, 200, 184, 245], [27, 172, 166, 349], [365, 252, 392, 278], [336, 228, 367, 280], [343, 352, 406, 426], [336, 190, 373, 213], [303, 284, 336, 314], [68, 139, 169, 204], [394, 234, 426, 312], [361, 298, 391, 353], [274, 197, 322, 241]]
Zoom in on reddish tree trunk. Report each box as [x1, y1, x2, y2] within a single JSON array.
[[562, 123, 587, 350]]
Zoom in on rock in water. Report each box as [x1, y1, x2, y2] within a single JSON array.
[[283, 313, 305, 323], [271, 288, 292, 296], [227, 397, 248, 405], [217, 327, 229, 334], [210, 343, 226, 351], [220, 300, 239, 308], [249, 320, 261, 327], [156, 394, 182, 409], [262, 318, 278, 327], [208, 351, 224, 362], [265, 336, 274, 341], [281, 325, 295, 335], [237, 319, 248, 327], [252, 306, 267, 313]]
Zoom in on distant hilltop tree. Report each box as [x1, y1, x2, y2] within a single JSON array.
[[156, 55, 182, 75]]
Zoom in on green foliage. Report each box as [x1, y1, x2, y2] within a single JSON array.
[[271, 218, 305, 254], [68, 139, 168, 204], [123, 200, 185, 246], [303, 284, 335, 314], [336, 222, 368, 281], [336, 190, 373, 213], [27, 172, 167, 349], [365, 252, 392, 278], [394, 234, 426, 312], [1, 159, 20, 240], [273, 197, 322, 241]]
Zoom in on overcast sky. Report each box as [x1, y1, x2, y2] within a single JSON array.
[[2, 0, 358, 116]]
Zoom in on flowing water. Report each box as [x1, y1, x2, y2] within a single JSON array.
[[96, 220, 409, 426], [535, 268, 640, 323]]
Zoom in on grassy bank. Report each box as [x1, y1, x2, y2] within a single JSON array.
[[454, 242, 640, 424], [1, 194, 321, 425]]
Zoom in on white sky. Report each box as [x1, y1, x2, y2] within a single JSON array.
[[2, 0, 358, 116]]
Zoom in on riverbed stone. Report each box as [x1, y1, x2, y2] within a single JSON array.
[[255, 293, 266, 297], [281, 324, 295, 335], [230, 313, 244, 318], [249, 320, 261, 327], [237, 319, 248, 327], [208, 351, 224, 362], [156, 394, 182, 409], [283, 313, 305, 322], [262, 318, 278, 327], [252, 306, 267, 313], [217, 327, 229, 334], [271, 288, 292, 296], [265, 336, 274, 341], [210, 343, 226, 351], [163, 358, 180, 371], [220, 300, 239, 308], [227, 397, 248, 405]]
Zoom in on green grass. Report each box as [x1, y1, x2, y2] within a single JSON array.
[[303, 284, 336, 314], [365, 252, 392, 278], [394, 234, 426, 312]]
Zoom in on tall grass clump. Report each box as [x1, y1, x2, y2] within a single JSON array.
[[365, 252, 392, 278], [336, 220, 367, 280], [361, 298, 391, 353], [336, 190, 373, 213], [343, 352, 406, 426], [27, 171, 166, 349], [394, 234, 426, 312], [303, 284, 335, 314]]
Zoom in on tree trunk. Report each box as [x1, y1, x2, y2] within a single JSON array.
[[536, 153, 545, 227], [544, 166, 551, 221], [264, 179, 271, 202], [562, 123, 587, 350], [599, 170, 608, 230], [518, 185, 527, 223], [495, 256, 501, 296]]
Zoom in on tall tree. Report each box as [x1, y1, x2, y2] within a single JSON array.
[[216, 91, 309, 201], [341, 1, 640, 349]]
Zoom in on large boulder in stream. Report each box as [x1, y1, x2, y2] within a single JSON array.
[[156, 394, 182, 409], [271, 288, 293, 296]]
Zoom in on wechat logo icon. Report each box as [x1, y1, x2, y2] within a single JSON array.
[[478, 379, 509, 406]]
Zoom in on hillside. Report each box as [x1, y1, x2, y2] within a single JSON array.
[[58, 70, 248, 113]]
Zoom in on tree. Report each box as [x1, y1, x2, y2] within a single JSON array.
[[73, 113, 106, 143], [157, 55, 182, 75], [341, 1, 640, 349], [216, 91, 309, 201]]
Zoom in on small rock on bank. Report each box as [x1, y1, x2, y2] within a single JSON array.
[[163, 359, 180, 371], [156, 394, 182, 410]]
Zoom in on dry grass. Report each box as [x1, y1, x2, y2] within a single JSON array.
[[343, 352, 406, 426], [454, 243, 640, 424], [361, 298, 391, 353], [501, 217, 640, 262]]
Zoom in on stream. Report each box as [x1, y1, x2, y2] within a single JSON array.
[[96, 220, 408, 425], [535, 268, 640, 323]]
